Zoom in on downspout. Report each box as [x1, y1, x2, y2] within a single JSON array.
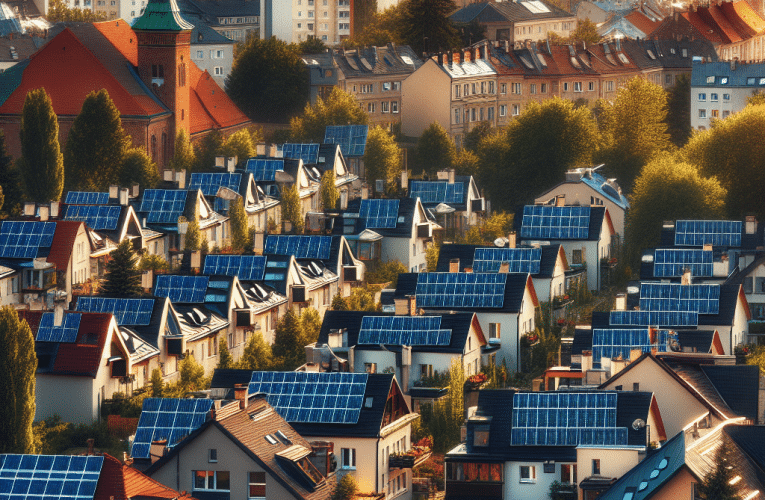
[[375, 439, 379, 493], [517, 314, 521, 373]]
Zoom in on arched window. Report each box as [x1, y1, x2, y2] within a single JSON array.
[[151, 134, 157, 162], [161, 132, 168, 167]]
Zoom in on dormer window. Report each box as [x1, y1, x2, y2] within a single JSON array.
[[474, 425, 490, 447]]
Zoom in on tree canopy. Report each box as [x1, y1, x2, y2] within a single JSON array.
[[319, 169, 339, 210], [229, 197, 250, 252], [0, 131, 20, 217], [665, 74, 691, 147], [20, 88, 64, 203], [417, 122, 455, 176], [238, 331, 273, 370], [281, 184, 304, 233], [399, 0, 460, 55], [48, 0, 106, 21], [290, 87, 368, 142], [119, 148, 159, 189], [364, 126, 402, 193], [696, 443, 743, 500], [169, 128, 196, 172], [272, 309, 317, 370], [222, 128, 257, 162], [346, 4, 405, 47], [102, 240, 143, 297]]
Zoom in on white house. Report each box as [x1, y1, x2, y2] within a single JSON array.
[[690, 60, 765, 131]]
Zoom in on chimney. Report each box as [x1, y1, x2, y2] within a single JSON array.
[[234, 384, 248, 409], [408, 295, 417, 316], [498, 262, 510, 273], [703, 243, 712, 252], [256, 143, 266, 156], [23, 202, 35, 216], [615, 293, 626, 310], [119, 188, 129, 206], [449, 258, 460, 273], [38, 205, 49, 221], [681, 269, 692, 285], [109, 185, 119, 200], [227, 157, 237, 172], [437, 52, 443, 65], [746, 216, 757, 234], [215, 156, 225, 168], [464, 266, 473, 273], [464, 49, 471, 63], [86, 438, 94, 456], [401, 345, 411, 391], [581, 350, 593, 372], [447, 51, 453, 65], [448, 168, 455, 184], [508, 232, 516, 248], [50, 201, 59, 218], [176, 170, 186, 189], [163, 170, 174, 182], [474, 47, 480, 60], [555, 195, 565, 207], [731, 58, 737, 71]]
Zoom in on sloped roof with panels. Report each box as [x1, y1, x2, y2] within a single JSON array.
[[333, 44, 423, 79]]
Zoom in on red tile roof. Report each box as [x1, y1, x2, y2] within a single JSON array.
[[703, 4, 743, 42], [93, 19, 138, 66], [92, 453, 195, 500], [727, 0, 765, 35], [123, 463, 194, 498], [625, 11, 662, 36], [682, 11, 725, 43], [47, 220, 83, 274], [188, 62, 250, 134], [94, 453, 126, 500]]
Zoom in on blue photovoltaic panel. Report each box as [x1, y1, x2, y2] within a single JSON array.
[[35, 313, 82, 343], [591, 328, 666, 368], [139, 190, 188, 224], [131, 398, 214, 459], [75, 297, 155, 326], [188, 172, 242, 197], [359, 199, 400, 229], [472, 247, 542, 274], [520, 205, 591, 240], [409, 181, 465, 205], [203, 254, 267, 281], [264, 235, 333, 260], [248, 371, 368, 424], [654, 249, 714, 277], [358, 316, 452, 346], [510, 392, 628, 446], [64, 191, 109, 205], [0, 454, 104, 500], [416, 273, 506, 308], [609, 310, 698, 327], [154, 275, 209, 303], [0, 221, 56, 259], [63, 205, 121, 231], [281, 143, 320, 164], [674, 220, 742, 247], [245, 159, 284, 181], [639, 283, 720, 314], [324, 125, 369, 157]]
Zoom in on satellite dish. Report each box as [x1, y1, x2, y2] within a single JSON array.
[[632, 418, 646, 431]]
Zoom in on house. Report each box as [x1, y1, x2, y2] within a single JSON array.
[[623, 37, 719, 90], [178, 0, 259, 42], [0, 265, 19, 306], [248, 154, 320, 227], [691, 60, 765, 130], [678, 1, 765, 62], [188, 23, 237, 87], [303, 52, 338, 105], [409, 171, 485, 234], [639, 247, 730, 282], [598, 7, 663, 41], [394, 272, 539, 371], [323, 124, 368, 179]]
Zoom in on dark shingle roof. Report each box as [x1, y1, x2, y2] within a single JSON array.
[[724, 425, 765, 473], [333, 44, 423, 78], [700, 364, 759, 421], [450, 0, 573, 24], [435, 243, 561, 279]]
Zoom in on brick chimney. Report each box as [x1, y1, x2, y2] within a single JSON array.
[[508, 232, 516, 248], [450, 258, 460, 273], [234, 384, 248, 409], [499, 262, 510, 273], [408, 295, 417, 315]]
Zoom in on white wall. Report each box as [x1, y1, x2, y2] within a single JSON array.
[[401, 60, 451, 138], [36, 375, 95, 423], [690, 85, 749, 130]]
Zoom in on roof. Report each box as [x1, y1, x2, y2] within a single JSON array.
[[122, 462, 193, 499], [338, 197, 421, 238], [190, 21, 234, 45], [179, 0, 259, 20], [538, 168, 629, 210], [47, 220, 83, 272], [692, 60, 765, 87], [435, 243, 564, 279], [699, 364, 759, 421], [188, 61, 250, 133], [333, 44, 423, 78], [132, 0, 194, 31], [450, 0, 574, 24], [724, 425, 765, 474], [515, 205, 611, 243]]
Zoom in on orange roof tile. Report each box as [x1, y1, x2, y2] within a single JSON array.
[[188, 62, 250, 134], [626, 11, 662, 36], [93, 19, 138, 66], [47, 220, 82, 273], [682, 11, 725, 43], [123, 464, 191, 498], [93, 454, 126, 500], [729, 0, 765, 35], [704, 4, 743, 42]]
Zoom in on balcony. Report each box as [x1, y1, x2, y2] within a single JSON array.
[[552, 294, 573, 309], [389, 445, 432, 469]]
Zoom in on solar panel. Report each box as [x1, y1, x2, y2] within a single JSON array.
[[0, 454, 104, 500], [358, 316, 452, 346], [131, 398, 214, 459], [280, 143, 320, 164], [409, 181, 465, 205], [154, 275, 209, 303], [203, 254, 267, 281], [35, 313, 82, 343], [609, 310, 698, 326], [520, 205, 591, 240], [359, 199, 399, 229], [188, 173, 242, 197], [63, 205, 121, 231], [324, 125, 369, 157], [415, 273, 507, 308], [64, 191, 109, 205], [139, 190, 187, 224], [674, 220, 742, 247], [245, 159, 284, 182], [591, 328, 666, 367], [653, 249, 714, 277], [263, 235, 333, 260], [248, 371, 368, 424], [639, 283, 720, 314], [0, 221, 56, 259], [75, 297, 155, 326], [510, 392, 628, 446], [472, 247, 542, 274]]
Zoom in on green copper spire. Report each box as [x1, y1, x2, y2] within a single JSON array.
[[132, 0, 194, 31]]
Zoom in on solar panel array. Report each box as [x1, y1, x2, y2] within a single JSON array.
[[281, 143, 320, 164], [674, 220, 742, 247], [188, 172, 242, 197], [75, 297, 155, 326], [248, 371, 368, 424], [0, 454, 104, 500], [610, 310, 698, 327], [511, 392, 628, 446], [245, 159, 284, 182], [35, 313, 82, 343], [359, 199, 400, 229], [591, 328, 666, 367], [203, 254, 267, 281], [358, 316, 452, 346], [639, 283, 720, 314], [0, 221, 56, 259], [264, 235, 333, 260], [324, 125, 369, 157], [63, 205, 121, 231], [472, 247, 542, 274], [139, 190, 187, 224], [520, 205, 591, 240], [654, 249, 714, 277], [154, 275, 209, 303], [409, 181, 465, 205], [131, 398, 214, 459], [416, 273, 506, 308], [64, 191, 109, 205]]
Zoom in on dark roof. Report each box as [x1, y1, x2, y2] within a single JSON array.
[[700, 364, 759, 421], [675, 330, 716, 353], [191, 21, 234, 45], [435, 243, 562, 278], [514, 206, 609, 242], [210, 368, 254, 390], [724, 425, 765, 473], [337, 197, 419, 238], [450, 0, 573, 24], [333, 44, 423, 78], [181, 0, 259, 19], [571, 327, 593, 356], [696, 283, 742, 327]]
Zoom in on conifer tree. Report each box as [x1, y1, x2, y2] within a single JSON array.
[[119, 148, 159, 189], [697, 443, 743, 500], [239, 331, 273, 371], [169, 128, 196, 172], [229, 197, 250, 252], [102, 240, 143, 297], [217, 336, 234, 370], [281, 184, 304, 233], [150, 368, 164, 397], [185, 219, 201, 251], [319, 169, 339, 210], [0, 131, 21, 216], [19, 88, 64, 202]]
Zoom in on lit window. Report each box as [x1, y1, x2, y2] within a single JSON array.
[[194, 471, 230, 491], [248, 472, 266, 499], [520, 465, 536, 483]]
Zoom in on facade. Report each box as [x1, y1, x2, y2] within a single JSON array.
[[690, 60, 764, 130], [409, 172, 485, 234], [681, 1, 765, 62], [267, 0, 350, 45], [178, 0, 259, 43], [188, 23, 236, 87]]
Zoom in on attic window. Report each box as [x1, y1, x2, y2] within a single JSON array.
[[706, 76, 715, 84], [82, 333, 99, 345], [474, 425, 490, 447], [364, 396, 374, 408], [637, 481, 648, 492], [646, 50, 656, 59], [265, 434, 278, 445], [276, 430, 291, 444], [720, 77, 728, 85], [658, 458, 668, 470], [617, 53, 629, 64], [670, 48, 675, 54]]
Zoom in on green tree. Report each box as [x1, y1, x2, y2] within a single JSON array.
[[229, 197, 250, 252], [568, 19, 600, 45], [298, 36, 328, 54], [184, 218, 201, 251], [364, 126, 402, 193], [483, 212, 514, 242], [417, 122, 455, 176], [102, 240, 143, 297], [19, 88, 64, 202], [0, 307, 37, 453], [194, 129, 225, 172], [366, 260, 407, 286], [169, 128, 196, 172], [47, 0, 106, 21], [463, 121, 492, 152], [290, 87, 368, 142], [320, 169, 340, 210], [426, 243, 439, 272], [352, 0, 378, 37], [455, 19, 487, 47], [178, 354, 206, 392], [331, 474, 359, 500], [346, 287, 378, 311], [64, 89, 131, 191], [331, 293, 348, 311], [139, 254, 169, 272], [696, 443, 743, 500], [747, 91, 765, 106], [666, 74, 691, 147], [119, 147, 159, 189], [0, 131, 20, 216], [238, 331, 273, 370], [226, 36, 309, 123], [217, 336, 234, 370], [348, 4, 405, 46], [223, 128, 256, 162], [150, 368, 164, 397], [399, 0, 460, 55], [454, 148, 479, 177], [281, 184, 304, 233], [300, 308, 322, 346], [272, 310, 306, 370]]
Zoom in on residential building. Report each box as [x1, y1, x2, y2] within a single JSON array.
[[691, 60, 764, 130], [251, 152, 321, 225], [679, 1, 765, 62], [178, 0, 259, 43], [188, 23, 236, 87], [268, 0, 351, 45], [409, 171, 485, 234], [303, 51, 338, 104], [0, 32, 44, 72], [598, 6, 663, 41]]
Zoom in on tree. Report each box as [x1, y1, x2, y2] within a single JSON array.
[[169, 128, 196, 172], [298, 36, 328, 54], [119, 148, 160, 189], [178, 354, 206, 392], [272, 310, 306, 370], [454, 148, 479, 177], [455, 19, 487, 47], [462, 121, 492, 152], [290, 87, 368, 142], [665, 74, 691, 147], [102, 240, 143, 297], [226, 36, 309, 123], [331, 293, 348, 311], [696, 443, 743, 500], [426, 243, 439, 272], [184, 218, 202, 251], [345, 287, 378, 311], [238, 331, 273, 370], [300, 308, 322, 346], [217, 336, 234, 370], [281, 184, 304, 233], [568, 19, 600, 45], [139, 254, 169, 273], [366, 260, 407, 287], [0, 307, 36, 453], [222, 128, 256, 162], [320, 169, 340, 210], [399, 0, 460, 55], [0, 131, 20, 216], [64, 89, 131, 191], [596, 77, 672, 192], [348, 4, 405, 46], [194, 129, 225, 172], [150, 368, 164, 397], [364, 126, 402, 193], [47, 0, 106, 21], [417, 122, 455, 176], [229, 197, 250, 252], [331, 474, 358, 500], [352, 0, 378, 37], [483, 212, 513, 242], [19, 88, 64, 202]]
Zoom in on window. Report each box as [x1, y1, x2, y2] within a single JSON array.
[[392, 81, 401, 90], [341, 448, 357, 468], [512, 104, 520, 116], [464, 83, 469, 96], [500, 83, 507, 94], [723, 93, 730, 101], [209, 449, 217, 462], [487, 106, 494, 121], [588, 81, 594, 91], [520, 465, 536, 483], [194, 471, 230, 491], [489, 323, 500, 339], [710, 93, 718, 101], [297, 22, 301, 28], [511, 83, 522, 95], [499, 105, 507, 117], [196, 50, 203, 58], [420, 364, 433, 378], [367, 102, 375, 113], [572, 249, 582, 265], [381, 101, 389, 113], [307, 23, 313, 29], [592, 459, 600, 475], [383, 82, 392, 92], [530, 83, 536, 94], [720, 77, 728, 84], [480, 107, 484, 121], [321, 34, 327, 41], [481, 81, 486, 94], [699, 109, 707, 118], [633, 382, 639, 391], [541, 83, 547, 93], [706, 76, 714, 84], [471, 108, 476, 121], [214, 66, 224, 76], [454, 108, 460, 124], [563, 82, 569, 92], [722, 110, 730, 119], [248, 472, 266, 499], [339, 22, 349, 29], [574, 82, 582, 92], [561, 464, 577, 483], [471, 83, 476, 94], [489, 81, 495, 93], [365, 363, 377, 374], [391, 101, 398, 113], [308, 10, 314, 16], [606, 80, 614, 92], [711, 109, 719, 118]]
